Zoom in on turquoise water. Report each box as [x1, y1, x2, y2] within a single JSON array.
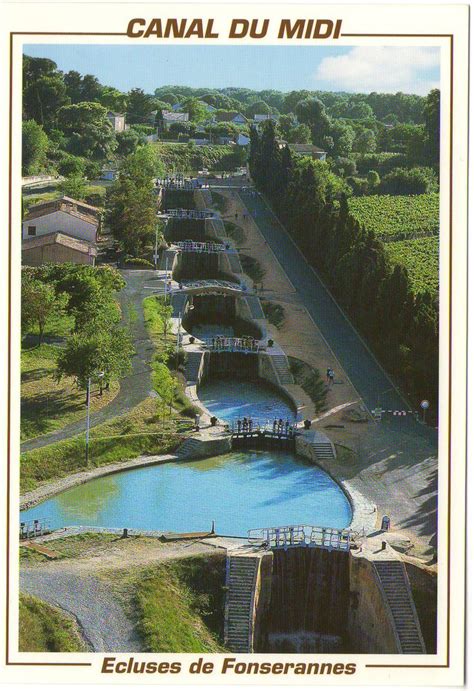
[[199, 380, 296, 424], [20, 451, 352, 534]]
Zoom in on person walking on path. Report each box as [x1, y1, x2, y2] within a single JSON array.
[[328, 368, 335, 386]]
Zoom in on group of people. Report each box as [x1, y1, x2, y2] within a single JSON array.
[[209, 335, 259, 352], [272, 418, 294, 436], [234, 417, 295, 437]]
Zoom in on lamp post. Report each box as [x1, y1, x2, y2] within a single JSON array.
[[85, 371, 104, 465], [176, 312, 182, 367]]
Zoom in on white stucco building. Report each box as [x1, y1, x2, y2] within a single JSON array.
[[22, 197, 100, 245]]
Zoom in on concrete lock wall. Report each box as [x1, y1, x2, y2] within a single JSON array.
[[249, 549, 400, 654], [346, 557, 399, 654]]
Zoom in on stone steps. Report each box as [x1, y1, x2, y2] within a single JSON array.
[[171, 292, 187, 318], [185, 351, 203, 383], [310, 441, 335, 461], [176, 437, 202, 458], [374, 560, 426, 654], [245, 295, 265, 320], [270, 354, 294, 385], [224, 555, 260, 653]]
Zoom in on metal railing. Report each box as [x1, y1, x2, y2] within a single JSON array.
[[163, 208, 217, 219], [231, 418, 297, 437], [20, 518, 51, 540], [175, 240, 231, 254], [247, 525, 353, 551], [204, 336, 261, 353]]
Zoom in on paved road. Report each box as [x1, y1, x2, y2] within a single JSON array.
[[21, 270, 162, 453], [223, 185, 436, 445]]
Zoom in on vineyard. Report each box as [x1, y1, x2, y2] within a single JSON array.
[[384, 236, 439, 296], [348, 193, 439, 241], [348, 193, 439, 297], [151, 143, 244, 173]]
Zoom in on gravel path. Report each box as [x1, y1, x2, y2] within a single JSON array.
[[21, 270, 162, 453], [20, 569, 141, 652], [20, 538, 223, 652]]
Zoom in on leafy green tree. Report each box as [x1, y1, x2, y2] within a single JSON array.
[[98, 86, 128, 113], [57, 154, 86, 177], [126, 88, 157, 124], [58, 174, 88, 200], [353, 129, 377, 154], [295, 97, 331, 141], [116, 129, 145, 156], [58, 102, 117, 159], [56, 326, 133, 394], [286, 123, 312, 144], [22, 120, 49, 175], [23, 74, 70, 129], [367, 170, 380, 190], [157, 91, 179, 106], [346, 101, 375, 120], [21, 275, 67, 345], [423, 88, 440, 166], [107, 148, 163, 256], [328, 121, 355, 157], [119, 146, 164, 184], [246, 100, 271, 118], [379, 166, 438, 195], [182, 98, 209, 123]]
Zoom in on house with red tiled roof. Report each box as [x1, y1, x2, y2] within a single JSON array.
[[22, 232, 98, 266]]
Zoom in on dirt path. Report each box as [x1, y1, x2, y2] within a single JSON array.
[[21, 270, 160, 453], [20, 538, 224, 652]]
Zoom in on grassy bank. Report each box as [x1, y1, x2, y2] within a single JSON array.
[[143, 295, 200, 418], [21, 343, 118, 442], [288, 357, 327, 414], [240, 254, 265, 283], [262, 300, 285, 329], [211, 191, 229, 215], [224, 221, 246, 245], [134, 555, 226, 653], [20, 397, 191, 493], [19, 594, 86, 652]]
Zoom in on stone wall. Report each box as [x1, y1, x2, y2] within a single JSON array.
[[347, 557, 399, 654]]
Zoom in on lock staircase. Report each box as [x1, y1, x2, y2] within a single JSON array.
[[224, 554, 260, 653], [374, 560, 426, 654]]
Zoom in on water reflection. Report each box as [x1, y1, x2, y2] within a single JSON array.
[[20, 451, 352, 535]]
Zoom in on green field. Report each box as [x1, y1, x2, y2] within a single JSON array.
[[384, 236, 439, 295], [348, 193, 439, 241]]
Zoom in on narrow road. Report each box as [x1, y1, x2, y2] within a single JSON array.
[[227, 185, 436, 444], [21, 270, 162, 453]]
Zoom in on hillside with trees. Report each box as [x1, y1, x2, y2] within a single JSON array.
[[249, 117, 439, 411]]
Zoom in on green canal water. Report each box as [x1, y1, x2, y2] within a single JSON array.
[[20, 451, 352, 535]]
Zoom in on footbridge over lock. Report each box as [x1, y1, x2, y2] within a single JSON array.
[[247, 524, 355, 552]]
